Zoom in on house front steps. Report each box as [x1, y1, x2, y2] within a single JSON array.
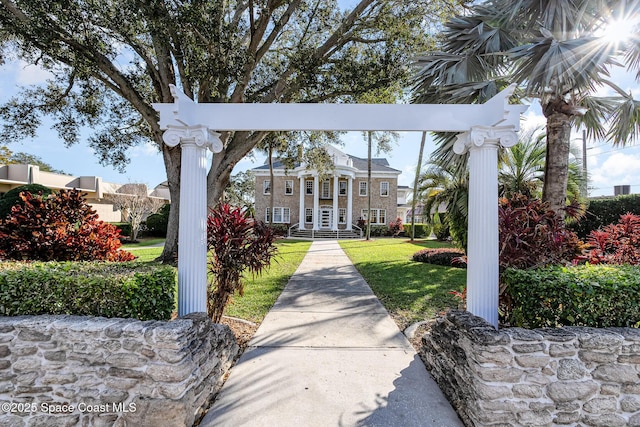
[[287, 225, 362, 240]]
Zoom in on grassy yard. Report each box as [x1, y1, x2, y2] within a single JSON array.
[[121, 238, 166, 248], [339, 238, 467, 328], [125, 239, 311, 323], [224, 239, 311, 322]]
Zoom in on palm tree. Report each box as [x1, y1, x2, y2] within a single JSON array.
[[499, 127, 546, 198], [413, 0, 640, 217], [499, 126, 586, 201], [417, 162, 469, 249]]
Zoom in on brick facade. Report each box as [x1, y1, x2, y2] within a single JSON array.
[[253, 146, 401, 231]]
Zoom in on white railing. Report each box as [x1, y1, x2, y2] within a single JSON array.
[[287, 223, 299, 238]]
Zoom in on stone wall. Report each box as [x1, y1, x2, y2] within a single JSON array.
[[422, 310, 640, 427], [0, 313, 239, 427]]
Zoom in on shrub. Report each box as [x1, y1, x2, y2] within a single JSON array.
[[267, 223, 289, 237], [0, 189, 134, 262], [0, 184, 52, 219], [111, 222, 132, 238], [498, 194, 581, 270], [583, 213, 640, 265], [369, 225, 391, 236], [432, 222, 450, 241], [207, 203, 277, 323], [570, 194, 640, 238], [403, 223, 431, 238], [389, 217, 403, 235], [412, 247, 466, 268], [503, 265, 640, 328], [0, 262, 175, 320], [145, 204, 170, 237]]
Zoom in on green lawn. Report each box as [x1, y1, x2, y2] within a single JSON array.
[[125, 240, 311, 323], [121, 238, 166, 249], [225, 239, 311, 322], [339, 238, 467, 328]]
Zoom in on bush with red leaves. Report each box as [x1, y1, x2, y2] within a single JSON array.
[[206, 203, 277, 323], [0, 189, 134, 262], [584, 213, 640, 265], [499, 194, 581, 270]]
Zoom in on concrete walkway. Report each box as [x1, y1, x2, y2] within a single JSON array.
[[200, 240, 462, 427]]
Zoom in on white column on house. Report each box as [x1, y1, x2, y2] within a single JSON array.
[[162, 125, 223, 316], [346, 176, 353, 230], [298, 175, 305, 230], [313, 174, 320, 230], [454, 125, 518, 329], [332, 174, 339, 230]]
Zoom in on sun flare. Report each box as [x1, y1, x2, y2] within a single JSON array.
[[600, 14, 639, 45]]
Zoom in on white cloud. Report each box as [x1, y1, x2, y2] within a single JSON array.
[[14, 60, 54, 85], [589, 151, 640, 195], [130, 141, 161, 158]]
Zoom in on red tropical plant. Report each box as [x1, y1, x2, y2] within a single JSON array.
[[389, 217, 403, 235], [498, 194, 581, 270], [0, 189, 134, 262], [206, 203, 277, 323], [584, 213, 640, 265]]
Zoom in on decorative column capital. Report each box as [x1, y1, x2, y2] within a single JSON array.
[[453, 125, 518, 155], [162, 125, 223, 153]]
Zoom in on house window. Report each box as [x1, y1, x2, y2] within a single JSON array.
[[359, 181, 367, 196], [263, 180, 271, 195], [265, 207, 290, 224], [338, 208, 346, 224], [306, 180, 313, 195], [380, 182, 389, 197], [285, 180, 293, 195], [361, 209, 386, 225], [339, 180, 347, 196], [321, 180, 330, 198], [305, 208, 313, 224]]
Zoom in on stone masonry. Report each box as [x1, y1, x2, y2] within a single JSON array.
[[0, 313, 239, 427], [422, 310, 640, 427]]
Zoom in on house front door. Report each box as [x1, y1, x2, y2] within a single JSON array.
[[320, 208, 332, 229]]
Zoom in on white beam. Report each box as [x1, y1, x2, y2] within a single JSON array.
[[153, 84, 527, 132]]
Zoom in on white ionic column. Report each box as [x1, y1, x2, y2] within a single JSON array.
[[332, 175, 339, 230], [163, 125, 223, 316], [299, 176, 305, 230], [347, 177, 353, 230], [454, 126, 518, 329], [313, 175, 320, 230]]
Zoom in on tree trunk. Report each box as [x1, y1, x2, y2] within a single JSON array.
[[411, 132, 427, 241], [542, 111, 572, 218], [159, 143, 181, 264], [207, 131, 268, 208], [366, 132, 372, 241]]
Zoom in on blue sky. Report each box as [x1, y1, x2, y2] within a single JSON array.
[[2, 46, 640, 197]]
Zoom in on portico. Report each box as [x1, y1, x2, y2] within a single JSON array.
[[153, 84, 528, 328], [254, 144, 399, 234]]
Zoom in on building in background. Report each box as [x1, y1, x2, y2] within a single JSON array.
[[253, 145, 404, 238], [0, 163, 169, 222]]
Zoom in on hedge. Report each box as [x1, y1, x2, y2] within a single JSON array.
[[0, 262, 176, 320], [412, 247, 466, 268], [570, 194, 640, 238], [403, 223, 431, 238], [146, 204, 170, 237], [503, 265, 640, 328]]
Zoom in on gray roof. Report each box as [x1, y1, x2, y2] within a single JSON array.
[[252, 155, 400, 173]]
